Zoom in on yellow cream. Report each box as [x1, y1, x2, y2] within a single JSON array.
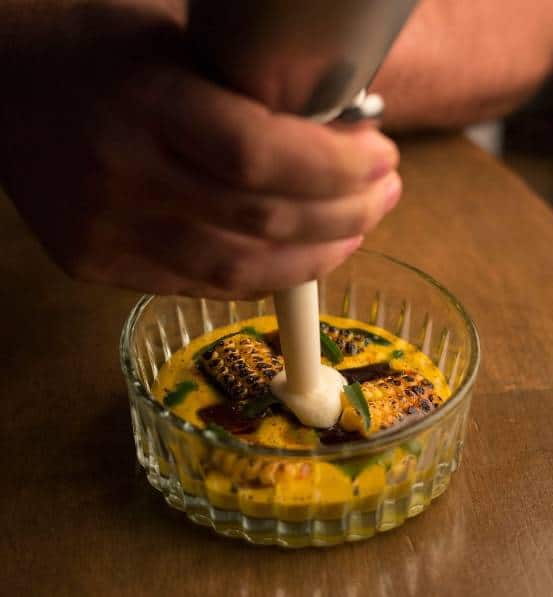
[[152, 314, 450, 448], [150, 316, 452, 519]]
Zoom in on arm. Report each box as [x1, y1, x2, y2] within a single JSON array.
[[373, 0, 553, 130]]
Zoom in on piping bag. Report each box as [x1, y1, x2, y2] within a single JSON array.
[[187, 0, 419, 427]]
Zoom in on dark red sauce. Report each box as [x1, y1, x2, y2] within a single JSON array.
[[319, 425, 365, 445], [198, 403, 261, 434], [263, 330, 282, 355], [340, 362, 399, 384]]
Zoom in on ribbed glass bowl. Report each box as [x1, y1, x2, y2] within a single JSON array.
[[120, 251, 480, 547]]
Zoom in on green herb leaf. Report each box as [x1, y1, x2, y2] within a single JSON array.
[[163, 380, 198, 407], [376, 451, 394, 471], [192, 331, 238, 361], [283, 427, 319, 447], [206, 423, 234, 442], [334, 459, 367, 479], [368, 334, 391, 346], [240, 326, 264, 341], [349, 328, 391, 346], [391, 349, 404, 359], [320, 331, 344, 364], [401, 440, 422, 457], [334, 454, 386, 479], [242, 393, 281, 418], [343, 382, 371, 432]]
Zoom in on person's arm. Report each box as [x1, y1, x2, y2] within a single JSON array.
[[373, 0, 553, 130]]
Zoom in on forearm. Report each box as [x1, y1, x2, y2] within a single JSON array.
[[373, 0, 553, 131], [3, 0, 551, 135]]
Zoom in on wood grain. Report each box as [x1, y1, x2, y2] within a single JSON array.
[[2, 134, 553, 597]]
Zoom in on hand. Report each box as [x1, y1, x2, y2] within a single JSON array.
[[1, 2, 401, 299]]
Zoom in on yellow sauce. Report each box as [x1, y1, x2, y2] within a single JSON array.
[[150, 315, 452, 518], [152, 315, 450, 446]]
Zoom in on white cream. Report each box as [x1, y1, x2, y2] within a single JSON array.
[[272, 280, 344, 428], [271, 365, 346, 428]]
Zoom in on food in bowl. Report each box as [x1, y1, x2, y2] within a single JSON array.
[[150, 314, 451, 522], [121, 252, 480, 546]]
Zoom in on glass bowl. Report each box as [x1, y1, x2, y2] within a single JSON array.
[[120, 251, 480, 547]]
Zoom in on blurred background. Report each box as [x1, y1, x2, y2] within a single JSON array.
[[466, 75, 553, 204]]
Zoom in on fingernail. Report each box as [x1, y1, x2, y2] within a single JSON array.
[[342, 235, 364, 254], [383, 174, 402, 213], [368, 158, 392, 182], [355, 130, 398, 182]]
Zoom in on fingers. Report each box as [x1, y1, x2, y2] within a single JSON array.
[[57, 209, 263, 299], [67, 209, 363, 298], [140, 218, 364, 296], [258, 171, 401, 243], [158, 164, 402, 244], [100, 131, 402, 245], [141, 66, 399, 198], [75, 66, 403, 300], [79, 251, 263, 300]]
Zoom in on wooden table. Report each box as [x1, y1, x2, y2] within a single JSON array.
[[2, 135, 553, 596]]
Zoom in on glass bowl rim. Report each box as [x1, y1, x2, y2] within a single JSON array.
[[120, 250, 480, 458]]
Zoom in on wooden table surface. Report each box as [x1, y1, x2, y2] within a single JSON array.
[[2, 135, 553, 597]]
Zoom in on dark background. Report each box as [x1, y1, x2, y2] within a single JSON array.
[[504, 75, 553, 203]]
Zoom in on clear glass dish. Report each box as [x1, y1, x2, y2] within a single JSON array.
[[120, 251, 480, 547]]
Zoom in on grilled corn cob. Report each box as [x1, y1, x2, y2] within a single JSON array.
[[208, 450, 312, 487], [320, 322, 388, 356], [341, 370, 442, 436], [198, 333, 284, 401]]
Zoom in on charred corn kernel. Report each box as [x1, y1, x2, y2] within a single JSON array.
[[340, 370, 443, 437], [320, 322, 381, 356], [198, 333, 283, 401], [244, 459, 265, 482], [258, 462, 281, 486], [208, 449, 312, 487]]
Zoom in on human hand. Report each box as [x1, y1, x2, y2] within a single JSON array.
[[1, 3, 401, 299]]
